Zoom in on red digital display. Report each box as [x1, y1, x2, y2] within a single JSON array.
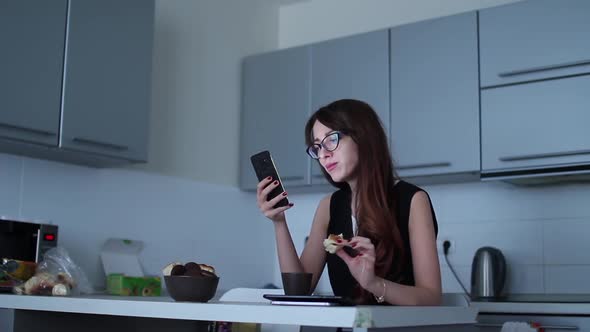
[[44, 233, 56, 241]]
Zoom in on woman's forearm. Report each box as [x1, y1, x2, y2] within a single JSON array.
[[367, 277, 442, 306], [273, 221, 304, 273]]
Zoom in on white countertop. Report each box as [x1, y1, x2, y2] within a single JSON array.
[[0, 293, 477, 328]]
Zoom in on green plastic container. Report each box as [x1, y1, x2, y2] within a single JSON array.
[[107, 273, 161, 296]]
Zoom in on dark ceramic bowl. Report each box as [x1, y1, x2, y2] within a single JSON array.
[[164, 275, 219, 302]]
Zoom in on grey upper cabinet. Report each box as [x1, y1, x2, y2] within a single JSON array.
[[479, 0, 590, 88], [390, 12, 480, 179], [0, 0, 153, 166], [60, 0, 154, 162], [0, 0, 67, 146], [240, 46, 311, 190], [481, 75, 590, 174], [310, 30, 390, 184]]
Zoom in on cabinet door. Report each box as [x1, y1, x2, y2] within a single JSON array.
[[240, 47, 311, 190], [479, 0, 590, 88], [390, 12, 479, 178], [481, 75, 590, 173], [60, 0, 154, 162], [310, 30, 389, 184], [0, 0, 67, 146]]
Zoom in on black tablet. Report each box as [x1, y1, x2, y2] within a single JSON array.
[[263, 294, 354, 306]]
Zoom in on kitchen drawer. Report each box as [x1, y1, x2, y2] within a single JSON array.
[[481, 75, 590, 174], [476, 313, 590, 331], [479, 0, 590, 88]]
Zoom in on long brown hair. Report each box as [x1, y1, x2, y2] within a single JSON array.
[[305, 99, 405, 304]]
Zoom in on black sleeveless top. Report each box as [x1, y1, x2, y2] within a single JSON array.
[[326, 180, 438, 299]]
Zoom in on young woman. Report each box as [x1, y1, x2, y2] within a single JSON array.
[[256, 99, 441, 305]]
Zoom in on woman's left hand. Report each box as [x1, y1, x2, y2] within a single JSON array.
[[335, 236, 377, 289]]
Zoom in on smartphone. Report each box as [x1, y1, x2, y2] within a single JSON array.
[[250, 150, 289, 208], [262, 294, 354, 306]]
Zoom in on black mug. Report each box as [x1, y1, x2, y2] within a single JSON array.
[[281, 272, 312, 295]]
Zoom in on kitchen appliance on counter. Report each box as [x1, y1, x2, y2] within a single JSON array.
[[0, 217, 58, 262], [471, 246, 506, 300]]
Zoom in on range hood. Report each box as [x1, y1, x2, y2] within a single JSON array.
[[481, 164, 590, 185]]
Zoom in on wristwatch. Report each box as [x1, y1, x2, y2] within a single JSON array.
[[373, 279, 386, 303]]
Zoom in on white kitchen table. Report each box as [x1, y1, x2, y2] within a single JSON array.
[[0, 292, 477, 332]]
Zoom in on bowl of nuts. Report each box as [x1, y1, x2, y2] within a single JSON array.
[[162, 262, 219, 302]]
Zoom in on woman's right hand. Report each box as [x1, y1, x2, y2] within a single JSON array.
[[256, 176, 293, 222]]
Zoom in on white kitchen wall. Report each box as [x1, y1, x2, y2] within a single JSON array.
[[134, 0, 280, 186], [0, 154, 21, 218], [278, 0, 524, 48], [0, 152, 272, 291]]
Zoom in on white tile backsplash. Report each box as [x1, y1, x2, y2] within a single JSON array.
[[545, 266, 590, 294], [1, 153, 274, 291], [424, 181, 590, 295], [543, 219, 590, 265], [427, 181, 590, 222], [440, 262, 545, 295], [504, 265, 545, 294], [0, 153, 23, 218], [3, 151, 590, 295], [440, 265, 471, 294], [437, 221, 544, 265], [281, 181, 590, 295]]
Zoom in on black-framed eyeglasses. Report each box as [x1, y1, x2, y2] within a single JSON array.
[[306, 131, 342, 159]]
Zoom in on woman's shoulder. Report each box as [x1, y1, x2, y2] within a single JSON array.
[[394, 179, 427, 195], [317, 188, 349, 214], [316, 191, 336, 212], [319, 192, 333, 208], [394, 180, 433, 208]]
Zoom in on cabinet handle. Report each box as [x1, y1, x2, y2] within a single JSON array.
[[475, 323, 578, 330], [397, 162, 451, 170], [498, 59, 590, 77], [71, 137, 129, 151], [499, 149, 590, 162], [281, 176, 304, 182], [0, 122, 56, 136]]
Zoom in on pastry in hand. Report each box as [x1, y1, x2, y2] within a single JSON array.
[[323, 234, 360, 257], [323, 233, 345, 254]]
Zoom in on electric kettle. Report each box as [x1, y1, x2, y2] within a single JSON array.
[[470, 246, 506, 299]]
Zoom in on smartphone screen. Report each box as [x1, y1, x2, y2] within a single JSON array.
[[250, 150, 289, 208]]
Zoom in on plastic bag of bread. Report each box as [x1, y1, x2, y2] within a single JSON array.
[[14, 247, 93, 296]]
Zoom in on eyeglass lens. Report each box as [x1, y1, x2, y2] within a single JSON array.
[[308, 132, 339, 159]]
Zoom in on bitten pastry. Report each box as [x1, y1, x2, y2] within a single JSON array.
[[162, 261, 217, 277], [198, 264, 216, 276], [162, 262, 182, 276], [323, 233, 344, 254]]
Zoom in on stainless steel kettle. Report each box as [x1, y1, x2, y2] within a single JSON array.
[[470, 246, 506, 299]]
